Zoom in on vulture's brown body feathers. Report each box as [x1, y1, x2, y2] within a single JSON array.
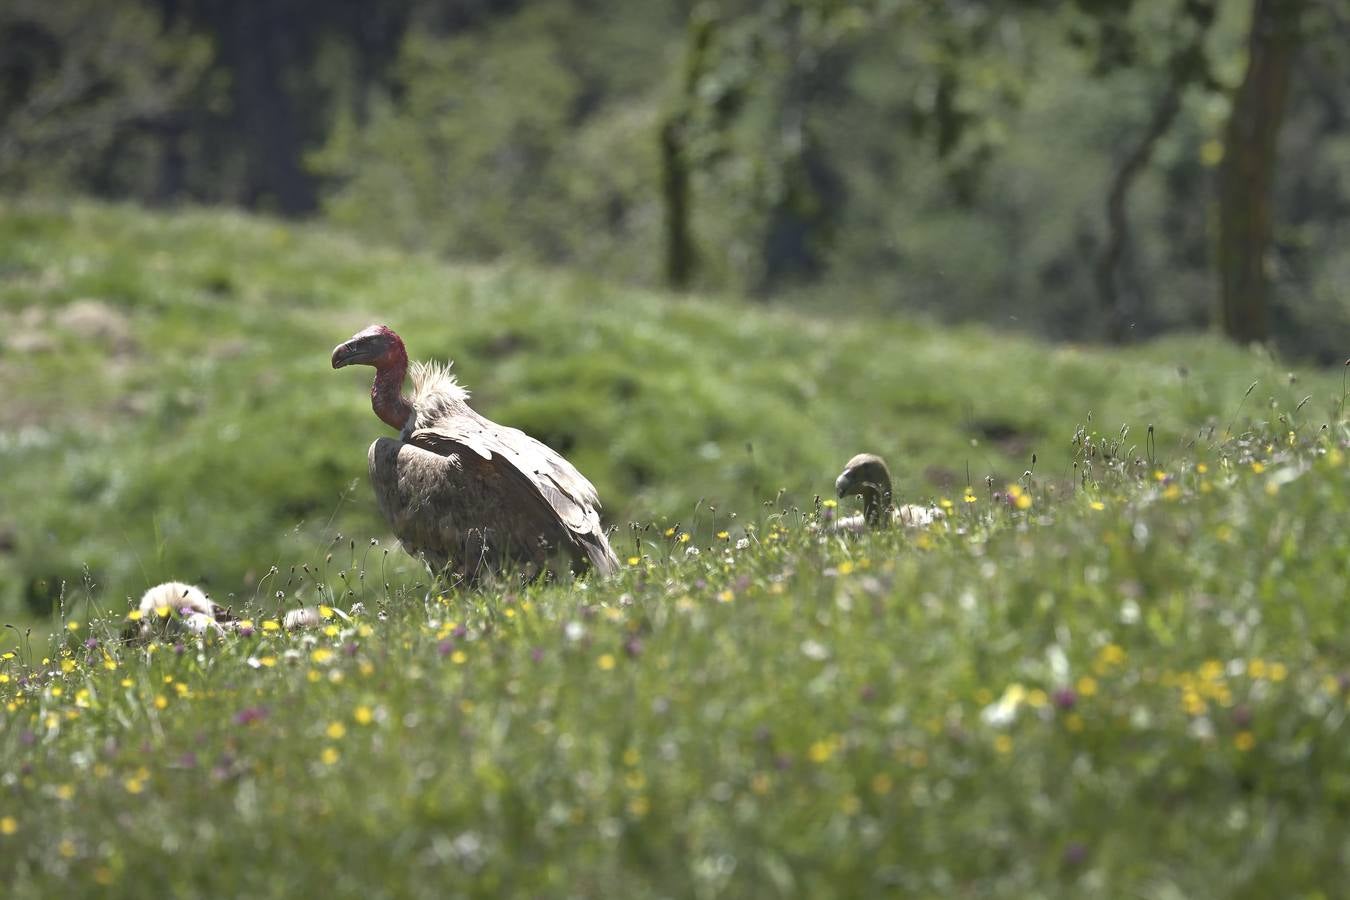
[[334, 328, 619, 582]]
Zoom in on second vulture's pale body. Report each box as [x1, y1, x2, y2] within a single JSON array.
[[334, 325, 619, 583]]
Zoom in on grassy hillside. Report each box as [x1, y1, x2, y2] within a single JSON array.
[[0, 200, 1340, 621], [1, 201, 1348, 896], [1, 390, 1347, 897]]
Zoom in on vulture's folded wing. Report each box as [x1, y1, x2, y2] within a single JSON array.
[[408, 418, 604, 539]]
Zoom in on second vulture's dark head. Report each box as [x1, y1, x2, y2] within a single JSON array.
[[836, 453, 894, 524], [835, 453, 892, 500], [331, 324, 407, 370]]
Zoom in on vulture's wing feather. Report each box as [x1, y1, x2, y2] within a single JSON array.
[[409, 419, 603, 538]]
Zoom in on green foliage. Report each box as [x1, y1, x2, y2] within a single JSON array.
[[3, 0, 1349, 349], [1, 393, 1347, 896], [0, 0, 211, 191], [314, 1, 676, 279]]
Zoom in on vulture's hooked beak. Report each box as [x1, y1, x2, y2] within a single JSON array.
[[835, 473, 851, 498], [331, 340, 366, 369]]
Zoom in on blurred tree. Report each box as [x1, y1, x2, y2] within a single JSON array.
[[1216, 0, 1304, 344], [313, 1, 678, 275], [0, 0, 210, 191], [1073, 0, 1219, 343], [660, 10, 716, 290], [659, 0, 1029, 295]]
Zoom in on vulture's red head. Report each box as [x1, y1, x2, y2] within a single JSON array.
[[332, 324, 406, 370]]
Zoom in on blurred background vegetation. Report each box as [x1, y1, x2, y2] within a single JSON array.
[[2, 0, 1347, 356]]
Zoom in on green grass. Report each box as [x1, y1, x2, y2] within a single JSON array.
[[0, 199, 1341, 620], [1, 200, 1348, 896]]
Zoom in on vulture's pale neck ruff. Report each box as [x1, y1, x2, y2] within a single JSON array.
[[404, 361, 470, 434]]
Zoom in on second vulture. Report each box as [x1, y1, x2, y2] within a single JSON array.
[[332, 324, 619, 582], [834, 453, 945, 531]]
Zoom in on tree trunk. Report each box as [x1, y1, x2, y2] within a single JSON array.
[[661, 116, 694, 290], [1095, 83, 1183, 343], [660, 13, 716, 291], [1216, 0, 1301, 344]]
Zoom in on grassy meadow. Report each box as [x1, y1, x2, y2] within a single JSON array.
[[1, 200, 1348, 896]]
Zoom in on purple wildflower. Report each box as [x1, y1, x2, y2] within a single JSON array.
[[232, 706, 269, 727]]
